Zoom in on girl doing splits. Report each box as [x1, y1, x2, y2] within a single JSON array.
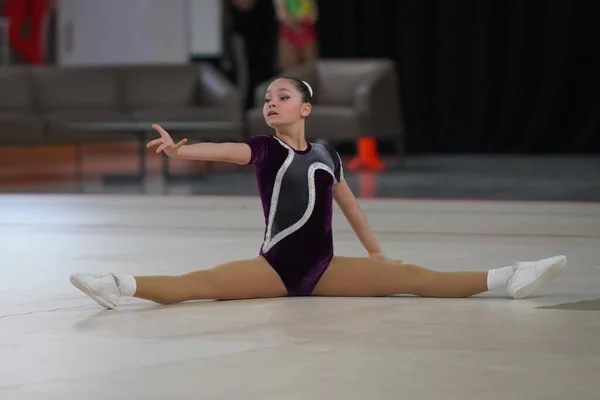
[[70, 77, 567, 309]]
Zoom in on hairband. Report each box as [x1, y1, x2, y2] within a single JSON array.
[[301, 80, 313, 97]]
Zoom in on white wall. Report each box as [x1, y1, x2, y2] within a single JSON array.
[[187, 0, 222, 58], [57, 0, 188, 66], [57, 0, 223, 66]]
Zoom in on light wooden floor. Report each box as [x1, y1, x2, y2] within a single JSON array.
[[1, 194, 599, 399]]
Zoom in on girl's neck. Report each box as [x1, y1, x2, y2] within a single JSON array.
[[275, 126, 308, 151]]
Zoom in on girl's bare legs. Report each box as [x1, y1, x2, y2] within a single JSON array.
[[299, 40, 318, 64], [313, 256, 489, 298], [134, 256, 288, 303], [278, 38, 300, 71]]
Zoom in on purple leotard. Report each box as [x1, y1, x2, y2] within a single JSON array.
[[244, 134, 345, 296]]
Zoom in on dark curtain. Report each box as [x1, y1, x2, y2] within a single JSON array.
[[317, 0, 599, 153], [224, 0, 278, 110]]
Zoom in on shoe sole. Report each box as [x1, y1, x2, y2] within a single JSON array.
[[512, 256, 567, 299], [70, 274, 117, 310]]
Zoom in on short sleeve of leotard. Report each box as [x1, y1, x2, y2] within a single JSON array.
[[323, 144, 345, 183], [244, 135, 271, 166]]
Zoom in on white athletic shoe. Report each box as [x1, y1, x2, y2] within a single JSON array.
[[70, 273, 121, 310], [507, 255, 567, 299]]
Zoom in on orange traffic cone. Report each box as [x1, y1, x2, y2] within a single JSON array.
[[348, 137, 385, 171]]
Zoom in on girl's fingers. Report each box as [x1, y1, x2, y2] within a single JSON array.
[[146, 138, 163, 148], [152, 124, 170, 139], [148, 125, 182, 153], [174, 138, 188, 148], [156, 143, 169, 154]]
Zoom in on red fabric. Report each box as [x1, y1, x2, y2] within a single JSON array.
[[2, 0, 51, 64], [279, 21, 316, 48]]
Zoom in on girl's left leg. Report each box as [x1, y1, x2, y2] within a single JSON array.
[[299, 39, 318, 63], [312, 255, 566, 299], [278, 36, 300, 71]]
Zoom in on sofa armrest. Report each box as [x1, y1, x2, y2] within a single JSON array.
[[199, 63, 242, 112], [354, 61, 405, 139]]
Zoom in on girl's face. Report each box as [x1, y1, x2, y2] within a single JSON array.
[[263, 79, 311, 128]]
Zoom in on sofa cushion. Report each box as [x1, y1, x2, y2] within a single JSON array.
[[32, 67, 121, 112], [131, 107, 240, 123], [316, 61, 384, 106], [43, 109, 132, 124], [305, 106, 361, 140], [0, 68, 34, 112], [121, 65, 200, 110]]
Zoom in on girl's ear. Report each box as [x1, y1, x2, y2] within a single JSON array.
[[301, 103, 312, 118]]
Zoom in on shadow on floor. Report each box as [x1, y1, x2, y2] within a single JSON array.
[[536, 298, 600, 311]]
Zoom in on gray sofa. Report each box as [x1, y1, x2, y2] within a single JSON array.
[[245, 59, 405, 151], [0, 63, 244, 148]]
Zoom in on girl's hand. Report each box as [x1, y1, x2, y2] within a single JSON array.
[[146, 124, 188, 157]]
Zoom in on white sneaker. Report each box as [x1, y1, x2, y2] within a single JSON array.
[[507, 255, 567, 299], [70, 273, 121, 309]]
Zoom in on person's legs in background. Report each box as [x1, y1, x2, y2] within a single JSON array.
[[278, 32, 300, 71], [298, 22, 318, 64], [225, 0, 278, 110]]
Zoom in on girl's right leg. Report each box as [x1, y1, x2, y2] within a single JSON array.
[[299, 39, 318, 64], [278, 37, 300, 71], [70, 256, 288, 309]]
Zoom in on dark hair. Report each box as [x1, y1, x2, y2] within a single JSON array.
[[281, 76, 313, 103]]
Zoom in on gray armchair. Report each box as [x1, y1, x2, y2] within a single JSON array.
[[245, 59, 405, 149]]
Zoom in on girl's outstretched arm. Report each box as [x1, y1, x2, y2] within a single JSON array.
[[333, 180, 384, 257], [173, 142, 251, 165], [146, 124, 251, 165]]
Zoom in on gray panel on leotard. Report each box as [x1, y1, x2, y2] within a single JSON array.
[[269, 144, 337, 242]]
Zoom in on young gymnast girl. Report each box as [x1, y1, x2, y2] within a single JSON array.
[[70, 77, 567, 310]]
